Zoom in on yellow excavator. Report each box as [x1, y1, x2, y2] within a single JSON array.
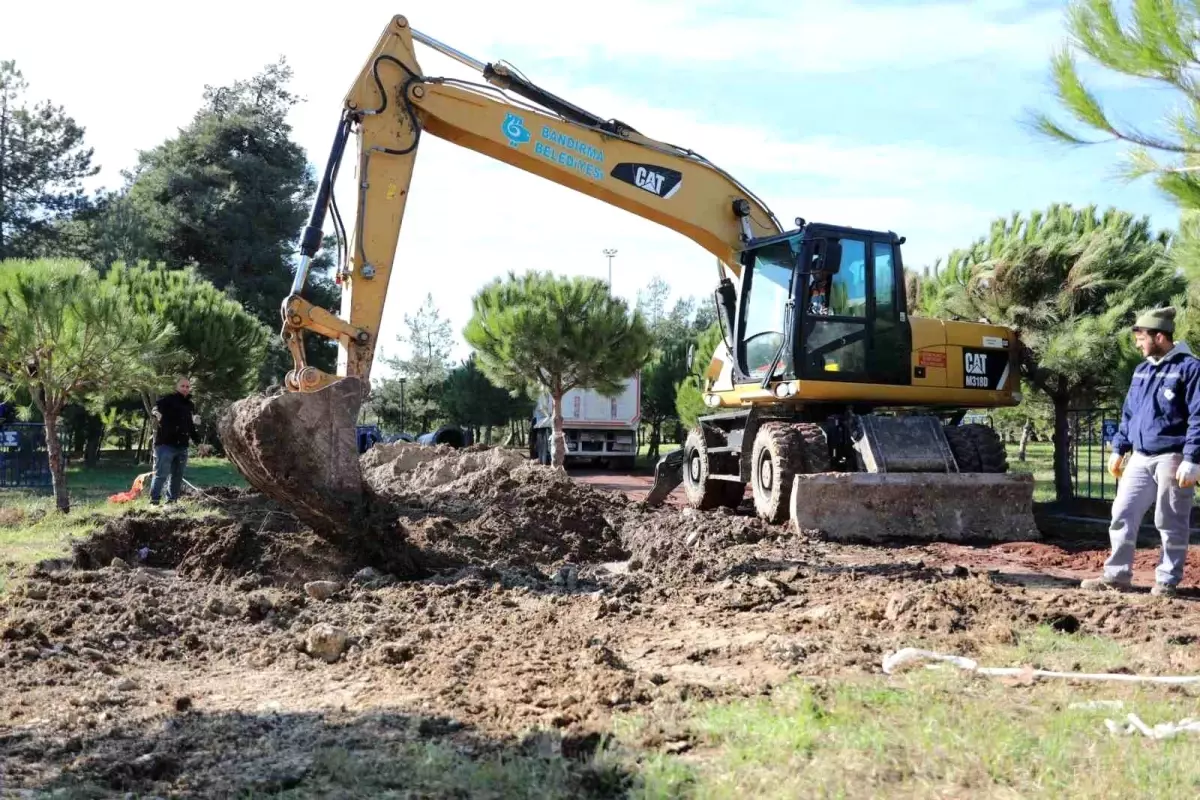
[[220, 13, 1038, 543]]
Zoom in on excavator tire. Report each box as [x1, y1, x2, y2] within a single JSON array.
[[775, 422, 830, 524], [751, 422, 809, 523], [945, 423, 1007, 473], [682, 424, 744, 510]]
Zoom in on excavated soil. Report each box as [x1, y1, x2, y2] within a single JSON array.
[[7, 445, 1200, 796], [362, 442, 631, 568]]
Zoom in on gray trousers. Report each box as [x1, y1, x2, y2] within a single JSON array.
[[1104, 451, 1194, 586]]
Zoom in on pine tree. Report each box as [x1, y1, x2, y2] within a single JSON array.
[[1030, 0, 1200, 208], [103, 262, 271, 405], [464, 271, 652, 468], [0, 61, 99, 259], [920, 203, 1181, 500], [115, 59, 335, 334], [0, 259, 176, 511]]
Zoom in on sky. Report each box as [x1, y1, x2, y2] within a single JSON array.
[[0, 0, 1185, 377]]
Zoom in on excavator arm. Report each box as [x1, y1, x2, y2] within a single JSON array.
[[281, 14, 781, 394], [221, 13, 781, 528]]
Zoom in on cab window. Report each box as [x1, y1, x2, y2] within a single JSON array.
[[740, 240, 796, 378], [829, 239, 867, 317]]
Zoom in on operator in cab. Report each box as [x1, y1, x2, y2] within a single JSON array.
[[1081, 308, 1200, 597]]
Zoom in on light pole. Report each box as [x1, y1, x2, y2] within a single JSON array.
[[602, 248, 617, 289]]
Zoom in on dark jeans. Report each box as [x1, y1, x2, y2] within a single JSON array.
[[150, 444, 188, 503]]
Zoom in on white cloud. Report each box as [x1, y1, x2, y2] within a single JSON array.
[[402, 0, 1064, 75]]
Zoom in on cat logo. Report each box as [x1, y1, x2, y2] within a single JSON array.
[[634, 166, 669, 195], [963, 347, 1009, 391], [610, 162, 683, 199]]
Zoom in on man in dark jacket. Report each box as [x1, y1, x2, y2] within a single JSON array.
[[1082, 308, 1200, 597], [149, 376, 202, 505]]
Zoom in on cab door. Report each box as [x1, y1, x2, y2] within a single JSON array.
[[798, 233, 911, 385], [866, 238, 912, 385]]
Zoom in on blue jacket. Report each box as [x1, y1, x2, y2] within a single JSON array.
[[1111, 342, 1200, 462]]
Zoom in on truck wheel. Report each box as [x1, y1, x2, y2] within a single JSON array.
[[682, 425, 743, 510], [751, 422, 808, 523]]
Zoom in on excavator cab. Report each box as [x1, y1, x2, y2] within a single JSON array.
[[735, 224, 912, 387]]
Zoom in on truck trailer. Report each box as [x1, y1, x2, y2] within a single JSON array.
[[530, 374, 640, 469]]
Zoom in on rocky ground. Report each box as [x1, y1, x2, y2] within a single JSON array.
[[4, 442, 1200, 797]]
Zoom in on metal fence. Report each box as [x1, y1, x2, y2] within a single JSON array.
[[0, 423, 54, 488], [1068, 408, 1120, 501]]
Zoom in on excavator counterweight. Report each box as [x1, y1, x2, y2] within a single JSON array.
[[221, 12, 1039, 545]]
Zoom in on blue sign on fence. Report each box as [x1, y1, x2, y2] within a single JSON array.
[[1102, 419, 1119, 444], [0, 423, 52, 488]]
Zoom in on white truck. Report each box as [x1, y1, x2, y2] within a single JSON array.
[[530, 373, 640, 469]]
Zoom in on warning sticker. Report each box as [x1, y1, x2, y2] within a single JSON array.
[[918, 351, 947, 368]]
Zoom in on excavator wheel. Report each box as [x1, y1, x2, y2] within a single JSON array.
[[682, 424, 744, 510], [944, 423, 1008, 473], [760, 422, 829, 523], [751, 422, 809, 523]]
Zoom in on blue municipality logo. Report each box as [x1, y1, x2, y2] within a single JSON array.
[[502, 112, 531, 147]]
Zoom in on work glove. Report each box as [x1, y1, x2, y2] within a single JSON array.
[[192, 414, 201, 426], [1177, 461, 1200, 489], [1107, 452, 1126, 479]]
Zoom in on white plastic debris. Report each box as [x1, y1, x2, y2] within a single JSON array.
[[1105, 713, 1200, 739], [882, 647, 1200, 685]]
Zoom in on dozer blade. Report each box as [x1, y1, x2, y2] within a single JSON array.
[[644, 448, 685, 507], [219, 377, 367, 534], [789, 472, 1039, 544]]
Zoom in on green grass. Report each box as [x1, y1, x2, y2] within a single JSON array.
[[615, 626, 1200, 799]]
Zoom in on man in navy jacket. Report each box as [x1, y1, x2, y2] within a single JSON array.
[[1083, 307, 1200, 596]]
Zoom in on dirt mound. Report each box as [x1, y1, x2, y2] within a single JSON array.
[[365, 443, 631, 567], [621, 505, 787, 584], [71, 506, 353, 587]]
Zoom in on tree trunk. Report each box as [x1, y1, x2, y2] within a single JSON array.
[[1052, 394, 1073, 502], [551, 392, 566, 470], [84, 413, 104, 468], [648, 421, 661, 462], [44, 412, 70, 513], [136, 414, 149, 463], [1018, 420, 1033, 463]]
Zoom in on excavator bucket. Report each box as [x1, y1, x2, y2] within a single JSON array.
[[789, 472, 1039, 544], [219, 377, 367, 534]]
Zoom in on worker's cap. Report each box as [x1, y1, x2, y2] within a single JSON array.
[[1132, 306, 1176, 334]]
